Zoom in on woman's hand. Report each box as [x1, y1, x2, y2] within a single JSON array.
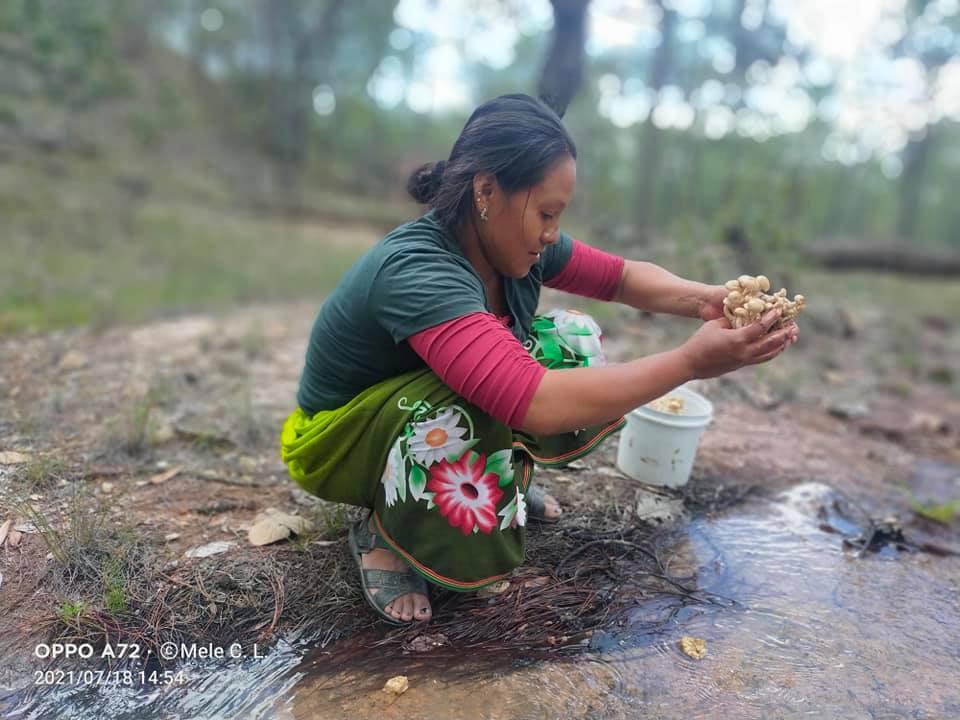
[[696, 284, 800, 346], [680, 308, 797, 379], [697, 285, 729, 322]]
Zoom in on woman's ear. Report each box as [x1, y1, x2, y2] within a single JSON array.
[[472, 171, 496, 201]]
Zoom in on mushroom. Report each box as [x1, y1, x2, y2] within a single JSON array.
[[721, 274, 807, 330]]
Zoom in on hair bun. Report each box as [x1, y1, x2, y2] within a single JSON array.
[[406, 160, 446, 204]]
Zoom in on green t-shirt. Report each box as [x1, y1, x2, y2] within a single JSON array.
[[297, 211, 574, 414]]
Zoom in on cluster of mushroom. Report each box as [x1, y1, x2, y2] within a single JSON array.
[[648, 394, 685, 414], [723, 274, 806, 330]]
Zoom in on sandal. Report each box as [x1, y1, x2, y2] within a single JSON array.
[[348, 515, 430, 626], [526, 484, 561, 523]]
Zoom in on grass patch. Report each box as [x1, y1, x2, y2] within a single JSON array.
[[102, 377, 175, 457], [13, 454, 69, 492], [798, 269, 960, 325], [56, 599, 86, 624], [0, 174, 374, 336]]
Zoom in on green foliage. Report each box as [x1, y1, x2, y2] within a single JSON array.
[[56, 599, 86, 623], [0, 100, 17, 127], [127, 109, 165, 147], [911, 498, 960, 525], [15, 454, 68, 492], [102, 555, 129, 613], [0, 0, 957, 344]]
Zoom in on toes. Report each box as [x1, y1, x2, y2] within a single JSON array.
[[398, 596, 414, 622], [544, 494, 563, 519], [414, 595, 431, 620]]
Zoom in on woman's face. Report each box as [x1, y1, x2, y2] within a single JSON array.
[[476, 155, 576, 279]]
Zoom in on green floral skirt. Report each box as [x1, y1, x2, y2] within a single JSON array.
[[280, 310, 625, 591]]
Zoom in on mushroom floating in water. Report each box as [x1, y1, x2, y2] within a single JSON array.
[[647, 394, 685, 414]]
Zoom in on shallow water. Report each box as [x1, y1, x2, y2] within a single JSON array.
[[289, 482, 960, 720], [6, 482, 960, 719]]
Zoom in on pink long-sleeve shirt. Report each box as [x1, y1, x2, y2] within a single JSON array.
[[407, 239, 625, 427]]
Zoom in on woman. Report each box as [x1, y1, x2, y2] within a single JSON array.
[[280, 94, 798, 626]]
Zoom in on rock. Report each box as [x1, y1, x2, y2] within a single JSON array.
[[405, 634, 448, 653], [908, 459, 960, 509], [57, 351, 88, 371], [184, 541, 235, 558], [908, 411, 949, 434], [100, 482, 114, 493], [237, 456, 259, 473], [827, 401, 870, 420], [163, 533, 181, 542], [289, 486, 320, 507], [0, 451, 30, 465], [383, 675, 409, 695], [635, 489, 685, 524]]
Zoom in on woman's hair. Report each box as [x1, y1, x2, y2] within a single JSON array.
[[406, 93, 576, 228]]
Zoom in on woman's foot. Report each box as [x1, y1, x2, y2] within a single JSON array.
[[541, 492, 562, 519], [527, 484, 563, 521], [360, 534, 432, 622]]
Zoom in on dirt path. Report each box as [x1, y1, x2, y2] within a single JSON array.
[[1, 299, 958, 701]]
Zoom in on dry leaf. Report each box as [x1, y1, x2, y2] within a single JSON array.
[[383, 675, 409, 695], [679, 636, 707, 660], [184, 541, 235, 558], [6, 530, 23, 548], [477, 580, 510, 598], [248, 518, 293, 546], [264, 508, 312, 534], [150, 465, 184, 485], [0, 519, 11, 547], [909, 412, 949, 433], [247, 508, 312, 546]]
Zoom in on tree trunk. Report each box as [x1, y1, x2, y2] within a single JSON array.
[[896, 125, 935, 243], [635, 1, 677, 233], [265, 0, 346, 194], [803, 242, 960, 276], [537, 0, 591, 117]]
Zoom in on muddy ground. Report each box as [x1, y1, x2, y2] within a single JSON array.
[[1, 289, 958, 701]]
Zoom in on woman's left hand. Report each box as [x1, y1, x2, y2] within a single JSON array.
[[697, 285, 729, 322]]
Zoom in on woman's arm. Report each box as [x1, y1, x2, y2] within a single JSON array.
[[520, 307, 790, 435], [408, 306, 793, 437], [613, 260, 724, 319], [520, 346, 695, 434], [545, 241, 725, 319]]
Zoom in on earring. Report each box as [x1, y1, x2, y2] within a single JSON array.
[[480, 206, 488, 221]]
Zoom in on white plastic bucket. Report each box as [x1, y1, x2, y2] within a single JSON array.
[[616, 384, 714, 487]]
